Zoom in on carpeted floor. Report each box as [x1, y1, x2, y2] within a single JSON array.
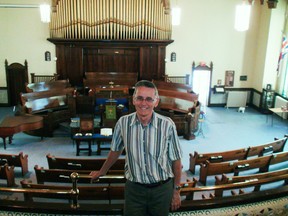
[[0, 106, 288, 186]]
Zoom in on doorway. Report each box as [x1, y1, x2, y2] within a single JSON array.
[[191, 62, 213, 111]]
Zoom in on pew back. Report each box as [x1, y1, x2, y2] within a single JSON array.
[[189, 137, 287, 174], [34, 165, 125, 185], [20, 88, 74, 114], [84, 72, 138, 88], [21, 179, 125, 202], [199, 154, 273, 185], [46, 154, 125, 171], [189, 148, 248, 174], [152, 80, 193, 93], [157, 89, 198, 114], [26, 80, 70, 93], [216, 167, 288, 186]]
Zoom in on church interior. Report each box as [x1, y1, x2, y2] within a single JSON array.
[[0, 0, 288, 215]]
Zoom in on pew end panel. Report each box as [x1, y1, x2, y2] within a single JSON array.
[[0, 164, 15, 187], [0, 152, 28, 176]]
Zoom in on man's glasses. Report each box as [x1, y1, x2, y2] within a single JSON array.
[[134, 96, 155, 103]]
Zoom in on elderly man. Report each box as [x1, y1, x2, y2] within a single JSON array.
[[90, 80, 182, 216]]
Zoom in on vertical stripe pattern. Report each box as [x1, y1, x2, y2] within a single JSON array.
[[111, 112, 182, 184]]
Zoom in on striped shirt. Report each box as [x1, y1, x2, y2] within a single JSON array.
[[111, 111, 182, 184]]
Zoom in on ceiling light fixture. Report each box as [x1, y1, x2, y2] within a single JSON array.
[[172, 6, 181, 26], [234, 1, 251, 31], [40, 4, 51, 23]]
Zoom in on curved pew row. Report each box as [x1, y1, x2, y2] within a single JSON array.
[[34, 165, 125, 185], [198, 151, 288, 185], [0, 172, 287, 215], [215, 167, 288, 192], [189, 136, 287, 174]]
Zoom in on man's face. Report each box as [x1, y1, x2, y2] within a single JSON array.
[[133, 86, 159, 118]]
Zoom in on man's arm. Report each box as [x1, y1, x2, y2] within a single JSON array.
[[90, 150, 122, 180], [171, 159, 182, 211]]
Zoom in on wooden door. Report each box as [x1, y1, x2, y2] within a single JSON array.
[[5, 60, 28, 106]]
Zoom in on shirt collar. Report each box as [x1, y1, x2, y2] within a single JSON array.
[[130, 111, 158, 129]]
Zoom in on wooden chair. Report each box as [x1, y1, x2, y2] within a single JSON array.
[[73, 116, 94, 156]]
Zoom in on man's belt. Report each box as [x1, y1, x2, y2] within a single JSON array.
[[134, 178, 171, 188]]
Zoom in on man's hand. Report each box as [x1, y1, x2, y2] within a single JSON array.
[[89, 171, 103, 183], [170, 190, 181, 211]]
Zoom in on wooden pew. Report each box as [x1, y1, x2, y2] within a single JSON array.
[[157, 89, 198, 113], [181, 174, 288, 200], [84, 72, 138, 89], [1, 176, 288, 214], [0, 164, 15, 187], [21, 179, 125, 203], [19, 88, 75, 137], [34, 165, 125, 185], [246, 136, 287, 157], [215, 167, 288, 188], [189, 148, 248, 174], [152, 80, 193, 93], [25, 79, 70, 93], [199, 151, 288, 185], [189, 136, 287, 174], [199, 154, 273, 185], [46, 154, 125, 171], [0, 152, 28, 176], [155, 89, 200, 140], [268, 151, 288, 169]]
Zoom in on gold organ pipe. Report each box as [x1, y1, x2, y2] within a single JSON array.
[[50, 0, 172, 40]]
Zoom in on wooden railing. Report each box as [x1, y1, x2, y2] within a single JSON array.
[[164, 74, 190, 85], [30, 73, 59, 83]]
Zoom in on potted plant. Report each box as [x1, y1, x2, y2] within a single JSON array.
[[267, 0, 278, 9]]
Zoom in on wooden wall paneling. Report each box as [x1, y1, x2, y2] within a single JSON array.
[[48, 39, 173, 87], [139, 46, 158, 81], [55, 45, 66, 80], [64, 45, 83, 86], [158, 46, 166, 81]]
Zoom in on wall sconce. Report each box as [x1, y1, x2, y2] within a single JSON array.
[[234, 2, 251, 31], [40, 4, 51, 23], [171, 52, 176, 62], [45, 51, 51, 61]]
